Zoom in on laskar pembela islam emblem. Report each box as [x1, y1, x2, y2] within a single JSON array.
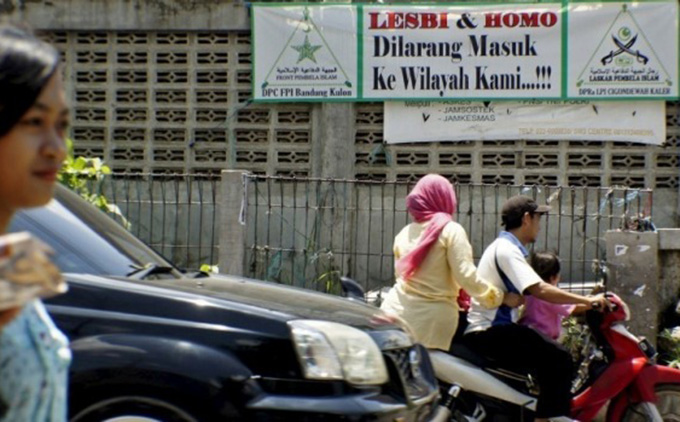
[[576, 4, 672, 91]]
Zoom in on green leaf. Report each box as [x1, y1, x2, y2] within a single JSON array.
[[58, 139, 131, 230], [65, 138, 74, 157], [72, 157, 88, 171], [200, 264, 219, 274]]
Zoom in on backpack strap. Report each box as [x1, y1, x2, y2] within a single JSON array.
[[492, 246, 520, 326]]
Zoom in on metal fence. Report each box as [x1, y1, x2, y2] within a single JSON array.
[[82, 173, 221, 271], [80, 173, 654, 294], [244, 175, 654, 294]]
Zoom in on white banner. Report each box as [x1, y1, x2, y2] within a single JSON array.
[[252, 2, 679, 101], [252, 6, 358, 101], [568, 2, 679, 99], [363, 4, 563, 99], [384, 100, 665, 145]]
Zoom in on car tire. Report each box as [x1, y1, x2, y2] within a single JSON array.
[[70, 396, 200, 422]]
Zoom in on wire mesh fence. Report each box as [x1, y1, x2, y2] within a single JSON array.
[[76, 173, 654, 295], [244, 175, 654, 294], [80, 173, 221, 271]]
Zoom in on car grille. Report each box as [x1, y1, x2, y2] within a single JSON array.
[[383, 346, 433, 401]]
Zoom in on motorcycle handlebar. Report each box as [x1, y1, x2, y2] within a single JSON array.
[[589, 294, 616, 313]]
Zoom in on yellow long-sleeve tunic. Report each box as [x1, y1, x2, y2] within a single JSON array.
[[380, 221, 502, 350]]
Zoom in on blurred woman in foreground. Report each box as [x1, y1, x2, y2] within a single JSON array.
[[0, 24, 71, 421]]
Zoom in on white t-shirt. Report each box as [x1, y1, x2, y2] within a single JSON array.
[[466, 231, 543, 333]]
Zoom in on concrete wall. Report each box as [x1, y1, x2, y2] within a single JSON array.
[[606, 229, 680, 345], [660, 230, 680, 324], [0, 0, 249, 30]]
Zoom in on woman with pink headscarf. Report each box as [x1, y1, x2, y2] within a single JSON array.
[[380, 174, 522, 351]]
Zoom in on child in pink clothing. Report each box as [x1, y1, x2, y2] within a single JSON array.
[[519, 252, 586, 340]]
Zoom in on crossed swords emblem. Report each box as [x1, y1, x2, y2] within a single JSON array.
[[601, 33, 649, 65]]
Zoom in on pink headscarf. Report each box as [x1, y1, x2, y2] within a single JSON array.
[[396, 174, 457, 280]]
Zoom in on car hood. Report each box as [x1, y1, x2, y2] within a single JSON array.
[[156, 274, 395, 331], [60, 273, 401, 333]]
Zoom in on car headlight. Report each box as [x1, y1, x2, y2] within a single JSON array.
[[289, 320, 388, 385]]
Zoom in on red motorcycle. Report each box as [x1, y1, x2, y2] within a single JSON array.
[[431, 293, 680, 421], [575, 293, 680, 421]]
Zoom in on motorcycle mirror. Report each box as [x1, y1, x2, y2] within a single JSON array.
[[340, 277, 366, 302]]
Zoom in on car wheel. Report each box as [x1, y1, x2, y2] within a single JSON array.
[[70, 396, 200, 422]]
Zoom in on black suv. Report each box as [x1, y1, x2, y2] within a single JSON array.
[[10, 186, 438, 421]]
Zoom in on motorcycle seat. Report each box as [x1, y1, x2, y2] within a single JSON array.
[[449, 342, 539, 396], [449, 342, 489, 368]]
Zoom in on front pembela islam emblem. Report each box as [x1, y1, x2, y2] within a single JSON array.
[[261, 7, 353, 99]]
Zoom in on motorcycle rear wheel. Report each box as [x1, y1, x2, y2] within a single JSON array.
[[621, 384, 680, 422]]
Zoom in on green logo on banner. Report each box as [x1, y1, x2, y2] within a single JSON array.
[[292, 35, 322, 64], [262, 7, 353, 95], [576, 4, 672, 92]]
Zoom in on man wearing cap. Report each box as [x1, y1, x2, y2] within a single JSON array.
[[464, 195, 607, 422]]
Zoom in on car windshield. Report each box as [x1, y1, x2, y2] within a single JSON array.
[[9, 185, 181, 278]]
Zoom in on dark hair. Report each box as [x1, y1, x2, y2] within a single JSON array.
[[0, 24, 60, 137], [502, 210, 531, 231], [530, 251, 561, 282], [501, 195, 551, 231]]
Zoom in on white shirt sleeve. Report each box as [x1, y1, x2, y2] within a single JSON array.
[[496, 242, 543, 294]]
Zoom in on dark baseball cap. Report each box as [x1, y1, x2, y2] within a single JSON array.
[[501, 195, 551, 225]]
